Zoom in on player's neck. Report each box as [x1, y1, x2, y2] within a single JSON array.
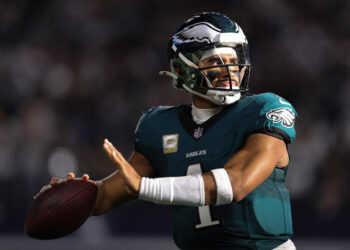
[[191, 95, 223, 125], [192, 95, 219, 109]]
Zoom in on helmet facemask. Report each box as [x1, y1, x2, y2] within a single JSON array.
[[195, 44, 250, 105], [164, 43, 250, 106]]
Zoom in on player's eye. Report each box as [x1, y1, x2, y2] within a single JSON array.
[[208, 58, 223, 66]]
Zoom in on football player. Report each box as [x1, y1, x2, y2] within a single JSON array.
[[46, 12, 298, 249]]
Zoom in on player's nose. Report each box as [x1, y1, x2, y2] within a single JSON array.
[[220, 67, 239, 84]]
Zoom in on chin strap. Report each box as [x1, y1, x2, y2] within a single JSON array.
[[207, 90, 241, 105], [183, 84, 241, 106], [182, 84, 216, 103]]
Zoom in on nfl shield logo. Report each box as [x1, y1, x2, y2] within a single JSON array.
[[193, 127, 203, 139]]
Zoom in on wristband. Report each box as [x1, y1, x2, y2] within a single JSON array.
[[211, 168, 233, 205]]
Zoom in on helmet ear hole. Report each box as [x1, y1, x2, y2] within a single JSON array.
[[173, 63, 183, 75], [176, 67, 182, 75]]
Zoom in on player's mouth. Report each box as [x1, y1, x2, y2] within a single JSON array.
[[215, 79, 238, 88]]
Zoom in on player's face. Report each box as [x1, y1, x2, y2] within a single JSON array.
[[198, 54, 241, 88]]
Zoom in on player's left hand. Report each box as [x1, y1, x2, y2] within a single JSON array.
[[33, 173, 90, 200], [103, 139, 141, 197]]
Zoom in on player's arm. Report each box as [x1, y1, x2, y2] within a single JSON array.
[[92, 149, 155, 215], [202, 132, 288, 204], [104, 133, 288, 206]]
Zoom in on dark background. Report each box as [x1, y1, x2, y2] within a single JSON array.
[[0, 0, 349, 246]]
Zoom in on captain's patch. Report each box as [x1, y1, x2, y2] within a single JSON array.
[[266, 108, 295, 128]]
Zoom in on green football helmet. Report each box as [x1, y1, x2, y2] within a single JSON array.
[[160, 12, 251, 105]]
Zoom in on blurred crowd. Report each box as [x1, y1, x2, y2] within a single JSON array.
[[0, 0, 349, 237]]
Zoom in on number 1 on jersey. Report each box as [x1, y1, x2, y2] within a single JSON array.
[[187, 163, 220, 229]]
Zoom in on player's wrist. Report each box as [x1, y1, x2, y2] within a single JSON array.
[[121, 171, 142, 198], [91, 180, 105, 216]]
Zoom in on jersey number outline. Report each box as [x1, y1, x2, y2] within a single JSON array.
[[187, 163, 220, 229]]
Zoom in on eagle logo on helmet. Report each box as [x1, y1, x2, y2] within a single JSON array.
[[266, 108, 296, 128], [173, 22, 221, 44]]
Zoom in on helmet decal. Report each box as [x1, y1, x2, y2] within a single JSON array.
[[173, 22, 221, 45]]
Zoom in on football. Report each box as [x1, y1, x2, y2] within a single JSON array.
[[24, 178, 98, 239]]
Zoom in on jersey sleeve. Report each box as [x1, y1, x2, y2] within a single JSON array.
[[134, 106, 172, 160], [134, 107, 156, 157], [246, 93, 298, 144], [134, 113, 146, 155]]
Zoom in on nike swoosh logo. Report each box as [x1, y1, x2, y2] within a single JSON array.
[[279, 98, 291, 106]]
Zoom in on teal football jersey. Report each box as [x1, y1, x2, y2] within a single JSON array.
[[134, 93, 297, 250]]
